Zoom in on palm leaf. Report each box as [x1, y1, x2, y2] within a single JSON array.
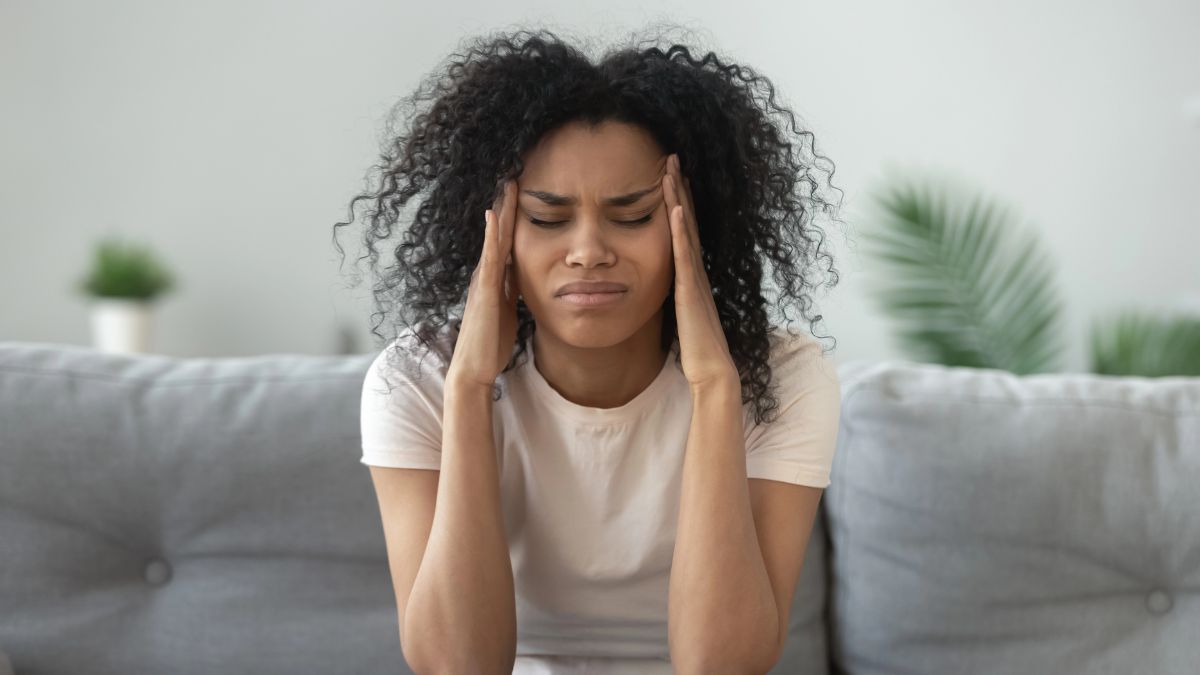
[[1090, 311, 1200, 376], [860, 172, 1066, 373]]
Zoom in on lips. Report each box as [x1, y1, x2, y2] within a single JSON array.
[[555, 280, 628, 296]]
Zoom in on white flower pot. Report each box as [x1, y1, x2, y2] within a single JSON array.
[[89, 298, 155, 354]]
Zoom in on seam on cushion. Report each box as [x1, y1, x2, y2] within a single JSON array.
[[0, 365, 367, 387], [846, 384, 1200, 417]]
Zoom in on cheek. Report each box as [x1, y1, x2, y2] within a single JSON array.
[[510, 234, 537, 269], [509, 242, 544, 295], [632, 227, 675, 284], [651, 221, 674, 264], [634, 213, 672, 254]]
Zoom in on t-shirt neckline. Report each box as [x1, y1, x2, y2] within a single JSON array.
[[519, 333, 678, 424]]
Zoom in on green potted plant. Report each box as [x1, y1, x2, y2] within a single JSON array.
[[77, 235, 176, 354], [860, 169, 1200, 376]]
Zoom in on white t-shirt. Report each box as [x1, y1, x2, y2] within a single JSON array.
[[360, 324, 841, 668]]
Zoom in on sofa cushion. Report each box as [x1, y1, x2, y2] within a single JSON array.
[[0, 342, 404, 674], [824, 361, 1200, 673]]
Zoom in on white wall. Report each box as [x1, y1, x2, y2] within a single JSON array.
[[2, 0, 1197, 371]]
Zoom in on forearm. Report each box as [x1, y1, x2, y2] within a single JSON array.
[[668, 377, 779, 674], [403, 378, 517, 674]]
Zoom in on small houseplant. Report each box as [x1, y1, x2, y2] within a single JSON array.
[[77, 236, 176, 354], [860, 169, 1200, 377]]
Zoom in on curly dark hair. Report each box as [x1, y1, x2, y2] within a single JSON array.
[[333, 24, 844, 426]]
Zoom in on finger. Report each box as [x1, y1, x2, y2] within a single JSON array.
[[474, 209, 491, 272], [469, 240, 482, 301], [684, 178, 695, 232], [663, 171, 678, 217], [502, 179, 517, 267], [489, 182, 505, 261], [672, 155, 693, 217], [669, 203, 691, 281], [663, 173, 681, 256], [481, 209, 499, 289], [492, 180, 505, 214], [665, 174, 698, 255], [488, 181, 510, 267], [671, 155, 698, 240]]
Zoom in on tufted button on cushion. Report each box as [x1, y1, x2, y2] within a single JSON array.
[[144, 557, 172, 586], [1145, 589, 1173, 615]]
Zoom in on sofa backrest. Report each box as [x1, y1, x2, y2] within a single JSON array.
[[8, 343, 1192, 674], [824, 360, 1200, 674], [0, 343, 404, 674]]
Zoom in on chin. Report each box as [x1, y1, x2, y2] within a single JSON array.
[[539, 319, 636, 350]]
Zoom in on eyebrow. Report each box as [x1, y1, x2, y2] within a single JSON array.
[[521, 185, 660, 207]]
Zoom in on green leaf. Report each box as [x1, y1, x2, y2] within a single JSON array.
[[861, 171, 1065, 373], [78, 236, 176, 301], [1090, 311, 1200, 376]]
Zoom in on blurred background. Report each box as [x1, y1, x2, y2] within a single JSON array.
[[2, 0, 1197, 374]]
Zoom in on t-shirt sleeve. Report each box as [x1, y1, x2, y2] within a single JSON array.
[[359, 336, 445, 470], [744, 331, 841, 488]]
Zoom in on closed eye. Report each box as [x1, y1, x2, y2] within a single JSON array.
[[529, 213, 654, 228]]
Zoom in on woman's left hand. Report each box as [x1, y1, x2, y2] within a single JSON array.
[[662, 152, 738, 391]]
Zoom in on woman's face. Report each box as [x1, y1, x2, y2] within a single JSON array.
[[510, 120, 674, 348]]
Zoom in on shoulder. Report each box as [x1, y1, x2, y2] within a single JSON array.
[[376, 323, 455, 376], [765, 327, 838, 390], [364, 323, 457, 404], [751, 326, 841, 431], [743, 328, 842, 486], [360, 325, 454, 467]]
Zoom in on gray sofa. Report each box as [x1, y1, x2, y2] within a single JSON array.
[[1, 341, 1196, 674]]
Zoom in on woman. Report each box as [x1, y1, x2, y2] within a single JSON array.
[[337, 26, 844, 675]]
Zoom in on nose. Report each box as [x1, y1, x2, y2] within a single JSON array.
[[564, 216, 616, 268]]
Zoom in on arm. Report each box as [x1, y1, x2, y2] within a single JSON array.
[[668, 376, 781, 675], [402, 378, 517, 674]]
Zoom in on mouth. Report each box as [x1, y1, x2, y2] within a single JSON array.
[[556, 290, 627, 308]]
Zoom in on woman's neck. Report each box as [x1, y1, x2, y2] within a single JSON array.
[[531, 321, 668, 409]]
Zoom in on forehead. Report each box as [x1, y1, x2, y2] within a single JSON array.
[[519, 120, 662, 186]]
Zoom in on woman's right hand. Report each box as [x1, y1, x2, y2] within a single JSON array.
[[447, 178, 521, 390]]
